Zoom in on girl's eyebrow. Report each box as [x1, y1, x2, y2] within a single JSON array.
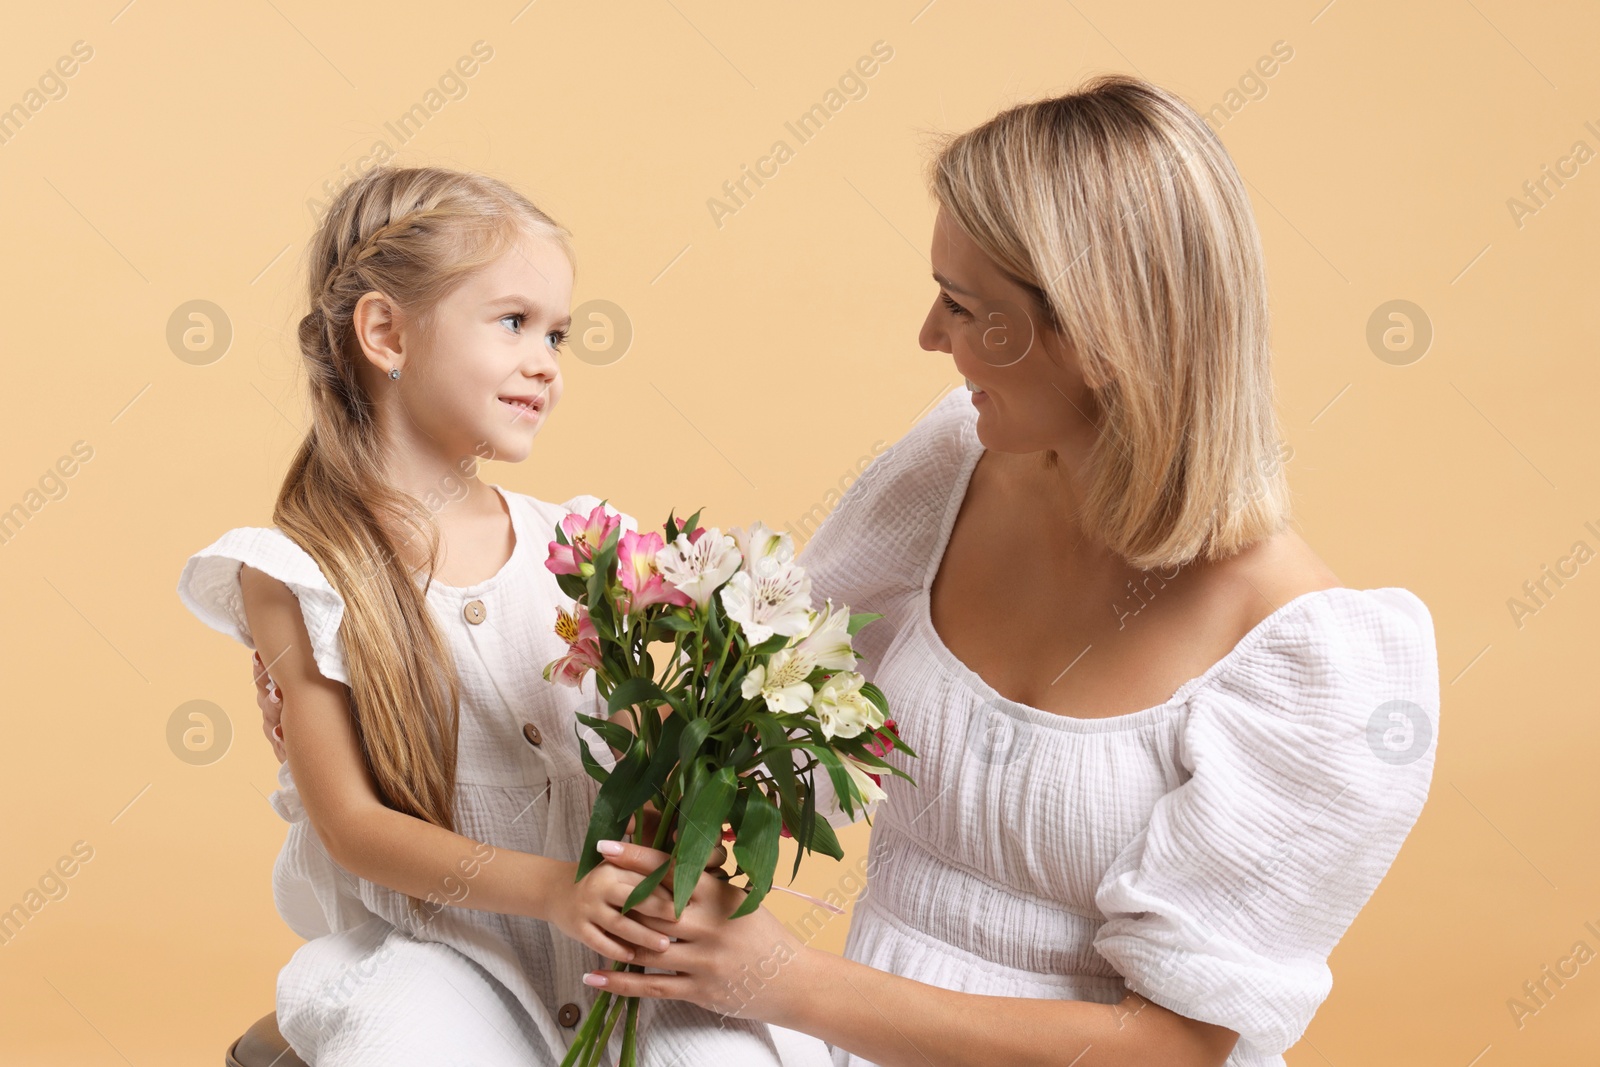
[[932, 270, 976, 297]]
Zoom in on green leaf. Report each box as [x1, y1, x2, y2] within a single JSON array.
[[653, 614, 698, 633], [803, 744, 855, 821], [754, 717, 799, 814], [554, 573, 587, 602], [846, 611, 884, 637], [621, 856, 673, 912], [748, 632, 790, 656], [728, 793, 781, 918], [704, 594, 726, 649], [672, 766, 737, 916], [575, 738, 647, 879], [678, 716, 713, 770], [574, 711, 634, 753], [799, 811, 844, 860], [607, 676, 668, 717]]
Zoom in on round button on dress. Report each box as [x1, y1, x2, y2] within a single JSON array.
[[557, 1002, 581, 1028], [463, 599, 486, 624], [523, 722, 543, 747]]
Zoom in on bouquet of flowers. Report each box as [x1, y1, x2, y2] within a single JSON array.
[[541, 502, 914, 1067]]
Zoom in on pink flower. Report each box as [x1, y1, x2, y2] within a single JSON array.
[[617, 530, 693, 615], [866, 718, 898, 759], [546, 503, 623, 577], [544, 604, 602, 686]]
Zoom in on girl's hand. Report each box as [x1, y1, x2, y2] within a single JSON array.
[[586, 841, 811, 1025], [545, 857, 683, 964], [252, 651, 286, 764]]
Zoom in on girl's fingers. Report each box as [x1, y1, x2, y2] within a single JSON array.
[[601, 912, 672, 955], [583, 926, 638, 964]]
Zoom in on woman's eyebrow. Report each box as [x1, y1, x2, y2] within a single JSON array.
[[932, 271, 976, 297]]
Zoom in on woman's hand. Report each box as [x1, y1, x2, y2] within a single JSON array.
[[252, 650, 286, 763], [542, 857, 683, 964], [585, 841, 812, 1026]]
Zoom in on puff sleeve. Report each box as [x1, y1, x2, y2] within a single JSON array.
[[1091, 588, 1440, 1058], [176, 526, 351, 686]]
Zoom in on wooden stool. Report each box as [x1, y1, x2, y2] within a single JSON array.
[[225, 1012, 308, 1067]]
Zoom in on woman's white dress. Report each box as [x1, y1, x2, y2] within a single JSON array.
[[798, 387, 1440, 1067], [178, 483, 833, 1067]]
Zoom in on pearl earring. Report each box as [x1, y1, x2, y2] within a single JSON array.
[[389, 368, 401, 380]]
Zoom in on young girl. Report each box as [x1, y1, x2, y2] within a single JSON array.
[[178, 165, 831, 1066]]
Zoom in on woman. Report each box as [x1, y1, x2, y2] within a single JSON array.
[[258, 74, 1438, 1066], [577, 74, 1440, 1067]]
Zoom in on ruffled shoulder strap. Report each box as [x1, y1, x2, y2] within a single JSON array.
[[800, 386, 978, 616], [176, 527, 350, 686]]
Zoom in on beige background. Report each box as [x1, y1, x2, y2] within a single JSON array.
[[1, 0, 1596, 1062]]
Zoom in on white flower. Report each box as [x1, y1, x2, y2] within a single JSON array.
[[732, 520, 795, 574], [811, 671, 883, 740], [655, 527, 741, 610], [788, 598, 856, 673], [720, 556, 812, 646], [740, 647, 816, 714], [842, 755, 888, 807]]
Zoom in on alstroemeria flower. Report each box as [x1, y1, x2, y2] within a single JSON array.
[[618, 529, 694, 615], [866, 718, 899, 759], [741, 646, 818, 714], [811, 671, 883, 740], [656, 526, 740, 610], [842, 754, 889, 804], [721, 554, 812, 645], [732, 520, 795, 574], [546, 502, 625, 576], [543, 604, 602, 687], [787, 598, 857, 673]]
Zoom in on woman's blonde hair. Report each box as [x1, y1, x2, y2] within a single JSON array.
[[929, 73, 1290, 570], [277, 165, 572, 836]]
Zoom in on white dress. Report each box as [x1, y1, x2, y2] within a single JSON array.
[[797, 388, 1441, 1067], [178, 483, 834, 1067]]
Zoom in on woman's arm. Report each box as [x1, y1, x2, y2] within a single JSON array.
[[589, 841, 1238, 1067], [238, 564, 675, 959]]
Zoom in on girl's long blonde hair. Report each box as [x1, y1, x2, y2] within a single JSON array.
[[277, 165, 573, 833], [929, 74, 1290, 570]]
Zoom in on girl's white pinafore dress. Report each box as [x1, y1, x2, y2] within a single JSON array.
[[178, 483, 833, 1067]]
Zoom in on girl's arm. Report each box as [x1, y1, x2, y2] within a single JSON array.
[[238, 564, 676, 960], [588, 842, 1238, 1067]]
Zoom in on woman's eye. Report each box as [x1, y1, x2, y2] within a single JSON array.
[[547, 328, 568, 350], [940, 292, 970, 318], [501, 313, 524, 334]]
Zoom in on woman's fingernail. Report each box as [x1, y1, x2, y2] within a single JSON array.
[[583, 972, 608, 987], [658, 937, 669, 950], [596, 840, 623, 856]]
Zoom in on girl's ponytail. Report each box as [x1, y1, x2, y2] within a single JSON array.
[[276, 165, 572, 834]]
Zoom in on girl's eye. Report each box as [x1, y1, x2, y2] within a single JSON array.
[[547, 328, 569, 350], [940, 292, 970, 318], [501, 313, 525, 334]]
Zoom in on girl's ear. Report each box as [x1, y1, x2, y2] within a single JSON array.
[[350, 290, 407, 373]]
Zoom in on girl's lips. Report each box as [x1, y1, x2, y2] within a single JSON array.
[[499, 396, 544, 422]]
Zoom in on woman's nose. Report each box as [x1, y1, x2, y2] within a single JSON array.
[[918, 304, 948, 353]]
